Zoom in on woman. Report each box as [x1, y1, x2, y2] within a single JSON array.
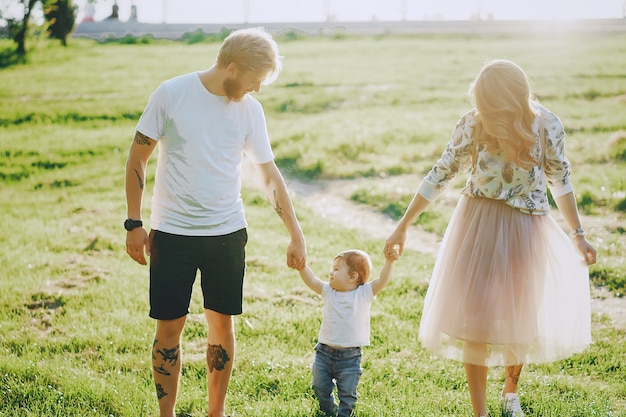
[[384, 59, 596, 417]]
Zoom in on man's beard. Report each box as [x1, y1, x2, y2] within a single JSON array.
[[223, 78, 244, 101]]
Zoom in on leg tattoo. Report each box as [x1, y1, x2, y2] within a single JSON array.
[[153, 364, 171, 376], [153, 343, 179, 375], [155, 383, 167, 400], [156, 344, 180, 366], [207, 343, 230, 372], [507, 365, 522, 385]]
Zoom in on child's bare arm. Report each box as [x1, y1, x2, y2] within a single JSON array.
[[298, 265, 324, 295], [371, 247, 400, 296], [371, 257, 397, 296]]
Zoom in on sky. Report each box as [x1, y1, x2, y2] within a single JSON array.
[[76, 0, 626, 24]]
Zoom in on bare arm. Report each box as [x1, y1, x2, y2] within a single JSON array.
[[384, 193, 432, 257], [298, 265, 324, 295], [125, 131, 158, 265], [371, 255, 398, 296], [256, 161, 306, 270], [554, 191, 597, 265]]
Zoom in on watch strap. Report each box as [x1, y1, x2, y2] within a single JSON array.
[[124, 218, 143, 231]]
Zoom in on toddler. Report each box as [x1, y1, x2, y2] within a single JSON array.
[[297, 248, 399, 416]]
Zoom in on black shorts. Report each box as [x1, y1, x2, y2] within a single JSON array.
[[148, 228, 248, 320]]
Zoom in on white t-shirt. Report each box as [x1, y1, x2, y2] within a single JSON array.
[[318, 282, 376, 348], [136, 72, 274, 236]]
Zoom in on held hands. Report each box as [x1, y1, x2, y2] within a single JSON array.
[[286, 238, 306, 270], [384, 244, 401, 261], [384, 228, 406, 261], [126, 227, 150, 265]]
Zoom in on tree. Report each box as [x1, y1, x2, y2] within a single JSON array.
[[44, 0, 77, 46], [0, 0, 83, 62], [2, 0, 39, 56]]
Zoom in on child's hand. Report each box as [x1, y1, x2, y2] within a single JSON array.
[[384, 245, 401, 261]]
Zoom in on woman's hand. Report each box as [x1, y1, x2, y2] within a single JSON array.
[[573, 236, 597, 265], [384, 228, 407, 258]]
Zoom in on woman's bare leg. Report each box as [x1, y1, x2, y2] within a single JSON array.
[[503, 364, 523, 395], [465, 363, 488, 417], [464, 342, 489, 417]]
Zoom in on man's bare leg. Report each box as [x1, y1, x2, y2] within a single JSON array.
[[204, 309, 235, 417], [153, 316, 186, 417]]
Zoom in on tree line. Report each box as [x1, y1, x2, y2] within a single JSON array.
[[1, 0, 78, 61]]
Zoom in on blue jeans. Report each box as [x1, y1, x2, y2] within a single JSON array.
[[312, 343, 362, 417]]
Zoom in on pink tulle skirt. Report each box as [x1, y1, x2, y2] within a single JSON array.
[[418, 196, 591, 366]]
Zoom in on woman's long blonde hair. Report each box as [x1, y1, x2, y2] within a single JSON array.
[[469, 59, 539, 170]]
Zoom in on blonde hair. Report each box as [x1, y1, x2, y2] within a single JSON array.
[[469, 59, 539, 170], [216, 27, 282, 85], [335, 249, 372, 285]]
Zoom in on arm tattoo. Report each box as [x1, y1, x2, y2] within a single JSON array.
[[133, 168, 144, 190], [207, 344, 230, 372], [134, 131, 152, 145], [272, 190, 284, 219]]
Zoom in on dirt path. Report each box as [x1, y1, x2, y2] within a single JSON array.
[[286, 176, 441, 256], [283, 175, 626, 329]]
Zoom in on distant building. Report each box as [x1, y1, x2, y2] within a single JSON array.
[[107, 2, 120, 20], [82, 3, 95, 23]]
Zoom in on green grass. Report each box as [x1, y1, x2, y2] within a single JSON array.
[[0, 31, 625, 416]]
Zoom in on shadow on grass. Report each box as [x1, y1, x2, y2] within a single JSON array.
[[0, 46, 25, 68]]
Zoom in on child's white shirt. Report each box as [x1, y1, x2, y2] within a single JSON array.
[[318, 282, 375, 348]]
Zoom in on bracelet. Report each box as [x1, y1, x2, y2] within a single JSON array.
[[569, 227, 586, 239]]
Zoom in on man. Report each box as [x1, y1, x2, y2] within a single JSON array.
[[124, 27, 306, 417]]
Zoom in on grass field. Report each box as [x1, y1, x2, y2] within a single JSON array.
[[0, 28, 625, 416]]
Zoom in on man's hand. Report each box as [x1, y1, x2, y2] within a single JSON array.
[[126, 227, 150, 265], [286, 238, 306, 270]]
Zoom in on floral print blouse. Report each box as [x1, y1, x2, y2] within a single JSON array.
[[417, 103, 573, 215]]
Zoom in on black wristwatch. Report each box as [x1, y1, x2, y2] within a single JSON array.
[[124, 218, 143, 231]]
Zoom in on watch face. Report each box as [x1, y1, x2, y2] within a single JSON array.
[[124, 219, 142, 231]]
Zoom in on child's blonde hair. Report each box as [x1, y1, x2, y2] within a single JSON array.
[[216, 27, 282, 85], [469, 59, 540, 170], [335, 249, 372, 285]]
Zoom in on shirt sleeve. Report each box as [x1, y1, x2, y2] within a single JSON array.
[[136, 82, 169, 141], [362, 282, 375, 301], [320, 282, 330, 301], [244, 98, 274, 164], [541, 110, 573, 198], [418, 111, 475, 202]]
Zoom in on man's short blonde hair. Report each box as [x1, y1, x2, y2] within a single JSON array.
[[216, 27, 282, 85]]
